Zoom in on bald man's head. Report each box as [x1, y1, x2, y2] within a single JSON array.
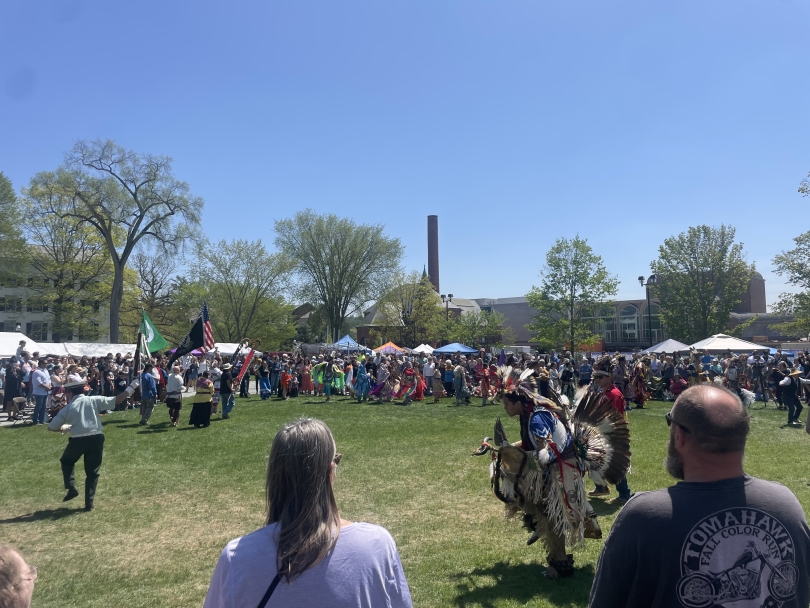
[[672, 385, 750, 454]]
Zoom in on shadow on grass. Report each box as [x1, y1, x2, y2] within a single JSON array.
[[590, 500, 622, 517], [449, 560, 595, 607], [0, 507, 82, 524]]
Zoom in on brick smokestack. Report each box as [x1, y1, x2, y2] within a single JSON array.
[[427, 215, 439, 293]]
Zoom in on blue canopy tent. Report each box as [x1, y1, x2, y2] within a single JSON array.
[[433, 342, 477, 355], [329, 334, 362, 352]]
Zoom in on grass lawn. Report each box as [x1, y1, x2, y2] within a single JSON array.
[[2, 393, 809, 607]]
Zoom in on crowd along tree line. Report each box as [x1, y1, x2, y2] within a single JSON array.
[[2, 139, 809, 351]]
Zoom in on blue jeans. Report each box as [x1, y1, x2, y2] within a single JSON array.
[[270, 374, 279, 392], [221, 393, 235, 416], [615, 476, 631, 500], [33, 394, 48, 424]]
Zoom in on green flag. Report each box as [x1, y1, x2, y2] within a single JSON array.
[[140, 310, 169, 352]]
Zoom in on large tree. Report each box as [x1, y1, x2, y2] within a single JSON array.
[[372, 272, 446, 347], [275, 210, 403, 343], [770, 230, 810, 338], [447, 309, 513, 350], [526, 235, 618, 352], [650, 225, 751, 344], [34, 139, 203, 341], [21, 177, 111, 342], [189, 238, 296, 348]]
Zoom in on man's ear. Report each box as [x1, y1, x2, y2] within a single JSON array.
[[674, 426, 688, 450]]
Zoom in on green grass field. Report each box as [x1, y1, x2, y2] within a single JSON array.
[[2, 393, 809, 607]]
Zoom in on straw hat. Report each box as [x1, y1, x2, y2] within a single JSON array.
[[788, 367, 803, 377]]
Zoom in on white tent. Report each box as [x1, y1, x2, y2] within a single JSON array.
[[214, 343, 243, 356], [689, 334, 768, 353], [412, 344, 434, 354], [60, 343, 137, 358], [639, 338, 690, 355], [0, 332, 44, 358], [36, 343, 70, 356]]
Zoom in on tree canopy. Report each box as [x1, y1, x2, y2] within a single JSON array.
[[770, 230, 810, 338], [275, 210, 402, 343], [189, 238, 296, 349], [526, 235, 618, 352], [650, 224, 751, 344], [36, 139, 203, 341]]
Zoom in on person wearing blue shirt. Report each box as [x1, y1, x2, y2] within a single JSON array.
[[578, 358, 593, 387], [138, 363, 158, 425]]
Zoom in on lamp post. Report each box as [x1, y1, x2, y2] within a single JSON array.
[[638, 275, 658, 348], [441, 294, 453, 320]]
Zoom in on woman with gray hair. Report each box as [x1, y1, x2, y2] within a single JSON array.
[[204, 418, 412, 608]]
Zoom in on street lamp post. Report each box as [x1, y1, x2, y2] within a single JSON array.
[[441, 294, 453, 320], [637, 275, 658, 348]]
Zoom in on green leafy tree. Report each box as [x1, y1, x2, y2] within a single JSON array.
[[35, 139, 203, 342], [21, 177, 112, 342], [275, 210, 403, 343], [770, 230, 810, 338], [189, 238, 296, 349], [372, 272, 445, 347], [0, 172, 26, 272], [526, 236, 618, 352], [650, 225, 751, 344], [447, 309, 513, 349]]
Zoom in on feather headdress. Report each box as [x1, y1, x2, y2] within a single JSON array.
[[591, 355, 613, 377], [494, 365, 538, 400]]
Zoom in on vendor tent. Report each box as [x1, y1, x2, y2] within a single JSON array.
[[433, 342, 477, 354], [60, 343, 137, 358], [412, 343, 434, 354], [330, 335, 362, 352], [639, 339, 690, 354], [214, 343, 243, 356], [376, 341, 406, 354], [689, 334, 768, 353], [0, 332, 44, 358], [35, 343, 70, 356]]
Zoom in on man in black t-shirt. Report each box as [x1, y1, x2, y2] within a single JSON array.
[[219, 363, 234, 419], [589, 385, 810, 608]]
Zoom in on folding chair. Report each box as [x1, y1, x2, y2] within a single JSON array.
[[10, 397, 31, 426]]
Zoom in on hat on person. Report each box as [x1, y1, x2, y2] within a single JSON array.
[[63, 379, 87, 390], [788, 367, 803, 377], [222, 363, 232, 370]]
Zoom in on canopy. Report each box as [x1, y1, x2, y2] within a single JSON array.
[[433, 342, 477, 354], [61, 343, 137, 358], [213, 343, 243, 356], [35, 342, 69, 356], [0, 332, 45, 359], [689, 334, 768, 353], [376, 341, 406, 354], [412, 343, 434, 354], [639, 339, 690, 355], [329, 335, 362, 351]]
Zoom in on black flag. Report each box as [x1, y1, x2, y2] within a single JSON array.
[[166, 316, 205, 369]]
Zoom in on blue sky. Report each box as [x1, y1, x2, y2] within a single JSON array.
[[3, 0, 809, 306]]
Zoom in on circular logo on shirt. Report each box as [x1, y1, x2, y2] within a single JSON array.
[[677, 508, 798, 608]]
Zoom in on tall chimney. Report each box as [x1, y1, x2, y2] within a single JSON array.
[[427, 215, 439, 293]]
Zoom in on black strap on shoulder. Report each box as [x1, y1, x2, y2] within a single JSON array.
[[256, 572, 282, 608]]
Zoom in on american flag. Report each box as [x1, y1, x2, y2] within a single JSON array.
[[201, 300, 215, 352]]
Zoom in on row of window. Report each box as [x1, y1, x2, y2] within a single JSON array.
[[0, 298, 100, 313], [0, 275, 51, 288], [0, 321, 100, 341], [583, 304, 664, 344]]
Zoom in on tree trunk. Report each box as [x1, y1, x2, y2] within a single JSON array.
[[109, 263, 124, 343]]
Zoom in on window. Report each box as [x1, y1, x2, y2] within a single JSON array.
[[0, 274, 19, 288], [619, 305, 640, 343], [641, 304, 664, 344], [0, 297, 23, 312], [26, 322, 48, 341], [582, 308, 617, 343], [28, 297, 48, 313]]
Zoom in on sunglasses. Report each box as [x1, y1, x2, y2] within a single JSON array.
[[665, 411, 691, 434]]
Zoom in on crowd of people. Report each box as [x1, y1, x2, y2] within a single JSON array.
[[3, 335, 810, 608]]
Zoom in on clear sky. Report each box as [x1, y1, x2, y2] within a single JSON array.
[[3, 0, 809, 307]]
